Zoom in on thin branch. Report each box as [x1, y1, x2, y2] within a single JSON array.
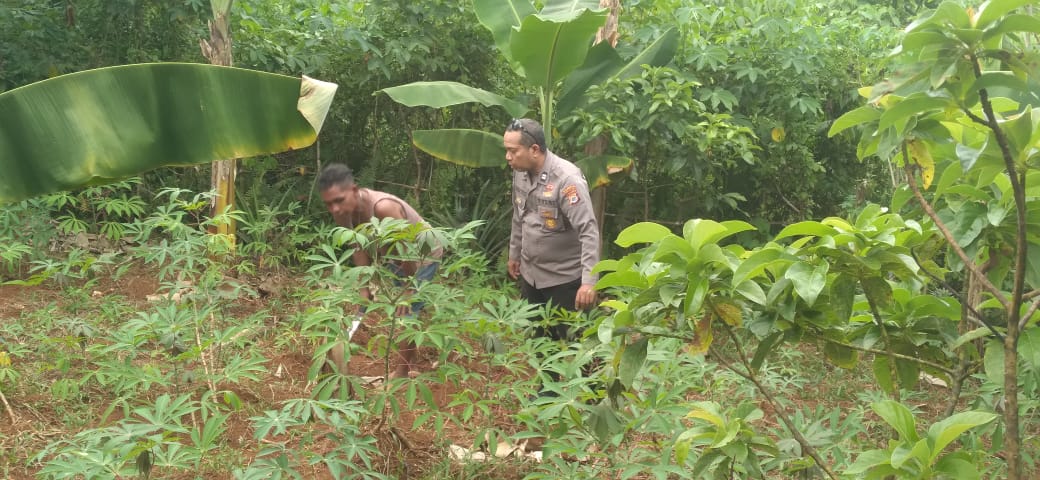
[[903, 159, 1010, 311], [1019, 297, 1040, 330], [817, 336, 955, 377], [709, 340, 839, 480], [0, 386, 14, 424], [910, 249, 1005, 341]]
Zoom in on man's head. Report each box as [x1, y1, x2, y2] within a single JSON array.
[[318, 163, 360, 225], [504, 118, 546, 173]]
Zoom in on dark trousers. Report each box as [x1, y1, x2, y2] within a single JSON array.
[[519, 276, 582, 341]]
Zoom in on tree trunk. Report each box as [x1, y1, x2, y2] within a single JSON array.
[[200, 0, 236, 241], [586, 0, 620, 249]]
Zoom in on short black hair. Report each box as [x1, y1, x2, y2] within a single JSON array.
[[317, 163, 355, 191], [507, 118, 546, 151]]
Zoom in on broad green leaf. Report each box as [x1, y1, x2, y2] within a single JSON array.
[[872, 400, 920, 442], [684, 219, 755, 251], [983, 13, 1040, 40], [575, 154, 633, 188], [935, 456, 981, 480], [511, 9, 607, 90], [845, 449, 893, 475], [618, 337, 648, 388], [861, 276, 894, 309], [380, 82, 529, 118], [901, 31, 956, 53], [686, 402, 725, 428], [874, 356, 896, 394], [735, 280, 767, 306], [785, 262, 828, 306], [1024, 241, 1040, 290], [472, 0, 537, 63], [597, 316, 614, 344], [732, 248, 784, 287], [652, 235, 696, 263], [823, 342, 859, 369], [775, 221, 839, 240], [927, 411, 998, 462], [411, 129, 505, 168], [889, 442, 918, 470], [588, 401, 622, 445], [539, 0, 604, 20], [595, 271, 648, 290], [831, 274, 857, 324], [0, 63, 337, 204], [950, 327, 995, 350], [907, 1, 970, 33], [895, 358, 920, 390], [947, 202, 988, 246], [983, 339, 1004, 385], [684, 219, 727, 252], [616, 222, 672, 247], [685, 276, 710, 316], [976, 0, 1035, 29], [828, 106, 882, 137], [750, 332, 784, 374], [557, 27, 679, 117], [877, 95, 952, 135]]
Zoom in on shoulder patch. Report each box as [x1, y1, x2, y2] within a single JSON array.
[[561, 185, 579, 205]]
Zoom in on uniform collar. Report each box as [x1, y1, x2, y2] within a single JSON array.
[[531, 151, 557, 185]]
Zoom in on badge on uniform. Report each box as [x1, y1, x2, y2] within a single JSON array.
[[539, 172, 548, 182], [543, 183, 554, 197], [561, 185, 579, 205], [545, 218, 557, 229]]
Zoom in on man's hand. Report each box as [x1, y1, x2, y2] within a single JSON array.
[[507, 259, 520, 280], [360, 287, 373, 302], [575, 284, 597, 310]]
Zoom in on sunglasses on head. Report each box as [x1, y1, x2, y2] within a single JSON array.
[[508, 118, 536, 144]]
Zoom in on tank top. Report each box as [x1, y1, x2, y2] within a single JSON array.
[[350, 188, 443, 259]]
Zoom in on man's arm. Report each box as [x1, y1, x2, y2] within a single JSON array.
[[559, 176, 600, 309], [507, 176, 523, 280]]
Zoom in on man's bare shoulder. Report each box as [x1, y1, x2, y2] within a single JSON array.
[[371, 193, 409, 219]]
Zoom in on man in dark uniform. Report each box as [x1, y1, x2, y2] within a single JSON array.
[[504, 118, 600, 341]]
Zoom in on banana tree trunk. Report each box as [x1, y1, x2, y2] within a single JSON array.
[[586, 0, 620, 249], [200, 0, 236, 240]]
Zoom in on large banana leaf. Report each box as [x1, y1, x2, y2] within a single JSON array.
[[412, 129, 506, 168], [576, 155, 633, 188], [380, 82, 530, 118], [473, 0, 537, 64], [0, 63, 337, 204], [556, 27, 680, 118], [511, 9, 608, 91]]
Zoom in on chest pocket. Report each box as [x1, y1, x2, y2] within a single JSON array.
[[538, 206, 564, 232]]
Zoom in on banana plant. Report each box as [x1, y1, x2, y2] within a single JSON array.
[[379, 0, 677, 181], [0, 63, 337, 204]]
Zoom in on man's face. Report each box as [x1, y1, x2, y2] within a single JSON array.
[[504, 130, 537, 172], [320, 183, 359, 226]]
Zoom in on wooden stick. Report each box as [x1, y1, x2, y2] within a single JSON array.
[[0, 386, 15, 423]]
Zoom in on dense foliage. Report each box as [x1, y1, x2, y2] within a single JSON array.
[[3, 0, 1039, 479]]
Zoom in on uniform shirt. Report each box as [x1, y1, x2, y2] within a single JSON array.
[[509, 151, 600, 288]]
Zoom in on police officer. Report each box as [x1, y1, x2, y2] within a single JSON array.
[[505, 118, 600, 341]]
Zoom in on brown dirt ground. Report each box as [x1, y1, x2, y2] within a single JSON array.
[[0, 268, 532, 480]]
